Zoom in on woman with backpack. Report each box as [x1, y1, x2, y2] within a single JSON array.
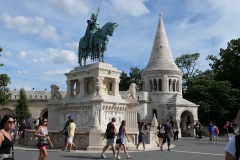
[[115, 120, 131, 160], [212, 122, 219, 144]]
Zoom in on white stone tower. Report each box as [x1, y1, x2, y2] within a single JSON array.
[[140, 14, 199, 137]]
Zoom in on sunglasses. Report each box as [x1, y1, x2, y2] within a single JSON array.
[[7, 121, 15, 124], [43, 121, 48, 122]]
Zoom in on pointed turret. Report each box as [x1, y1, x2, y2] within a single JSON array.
[[143, 14, 181, 73]]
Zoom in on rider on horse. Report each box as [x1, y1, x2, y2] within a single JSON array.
[[83, 9, 100, 49]]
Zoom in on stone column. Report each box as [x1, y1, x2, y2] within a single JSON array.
[[79, 78, 84, 97], [66, 81, 71, 98], [179, 78, 182, 95], [114, 79, 120, 96], [163, 75, 168, 92], [87, 113, 102, 150]]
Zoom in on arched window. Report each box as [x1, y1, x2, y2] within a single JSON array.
[[173, 79, 176, 92], [154, 79, 157, 91], [149, 79, 153, 91], [153, 109, 157, 118], [176, 80, 180, 92], [158, 79, 162, 91], [169, 79, 172, 92]]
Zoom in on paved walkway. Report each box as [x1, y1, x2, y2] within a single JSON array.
[[14, 137, 227, 160]]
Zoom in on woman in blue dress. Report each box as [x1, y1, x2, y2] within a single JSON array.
[[136, 122, 148, 151], [116, 120, 131, 160]]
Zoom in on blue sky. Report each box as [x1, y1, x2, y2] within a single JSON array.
[[0, 0, 240, 91]]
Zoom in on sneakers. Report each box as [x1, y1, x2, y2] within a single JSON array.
[[127, 155, 132, 159], [160, 145, 163, 151], [144, 149, 148, 151], [62, 148, 67, 151], [65, 150, 71, 152], [74, 146, 77, 151], [101, 154, 106, 159], [116, 156, 121, 160]]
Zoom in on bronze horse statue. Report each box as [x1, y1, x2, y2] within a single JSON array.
[[78, 22, 118, 66]]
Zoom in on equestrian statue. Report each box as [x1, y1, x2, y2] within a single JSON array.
[[78, 8, 118, 66]]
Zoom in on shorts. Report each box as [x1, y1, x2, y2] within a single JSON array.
[[106, 138, 115, 147], [162, 134, 171, 145], [212, 134, 218, 138], [37, 144, 46, 149], [67, 136, 74, 144]]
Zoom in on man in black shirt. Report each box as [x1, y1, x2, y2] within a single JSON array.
[[101, 117, 116, 159]]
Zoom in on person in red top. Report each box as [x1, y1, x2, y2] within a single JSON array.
[[101, 117, 116, 159]]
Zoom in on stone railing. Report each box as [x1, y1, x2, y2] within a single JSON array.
[[24, 129, 158, 150]]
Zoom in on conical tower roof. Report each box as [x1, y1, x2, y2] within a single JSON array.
[[143, 15, 182, 73]]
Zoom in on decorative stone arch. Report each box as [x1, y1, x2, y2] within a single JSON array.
[[158, 79, 162, 91], [180, 110, 195, 137], [40, 108, 48, 119], [173, 79, 176, 92], [0, 108, 14, 117], [153, 109, 157, 118], [169, 79, 172, 92]]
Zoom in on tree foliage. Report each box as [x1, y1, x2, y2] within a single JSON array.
[[175, 53, 202, 94], [0, 47, 11, 105], [129, 67, 142, 89], [185, 75, 240, 126], [207, 38, 240, 88], [119, 67, 142, 91], [119, 71, 130, 91], [14, 88, 31, 122]]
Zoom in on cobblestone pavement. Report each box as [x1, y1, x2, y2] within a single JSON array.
[[14, 137, 227, 160]]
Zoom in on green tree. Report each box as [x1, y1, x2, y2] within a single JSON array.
[[0, 47, 11, 105], [175, 53, 202, 94], [185, 76, 240, 126], [15, 88, 31, 122], [119, 71, 130, 91], [207, 38, 240, 88], [129, 67, 142, 89]]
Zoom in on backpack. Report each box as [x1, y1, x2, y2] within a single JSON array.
[[235, 134, 240, 159], [105, 123, 114, 139], [215, 127, 219, 134]]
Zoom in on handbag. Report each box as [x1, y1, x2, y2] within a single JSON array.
[[2, 143, 14, 160], [116, 137, 122, 144], [38, 138, 49, 146], [160, 128, 165, 134]]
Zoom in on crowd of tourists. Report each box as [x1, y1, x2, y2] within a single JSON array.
[[1, 113, 240, 160]]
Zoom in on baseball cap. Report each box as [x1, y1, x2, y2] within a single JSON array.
[[68, 115, 73, 119]]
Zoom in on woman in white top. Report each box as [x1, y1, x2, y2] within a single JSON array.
[[34, 118, 53, 160], [225, 110, 240, 160]]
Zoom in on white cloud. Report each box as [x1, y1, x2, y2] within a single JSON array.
[[48, 0, 90, 16], [33, 58, 45, 64], [46, 48, 78, 65], [17, 70, 29, 75], [45, 69, 71, 75], [65, 42, 79, 51], [0, 13, 60, 41], [4, 50, 12, 56], [111, 0, 150, 17], [19, 51, 31, 59]]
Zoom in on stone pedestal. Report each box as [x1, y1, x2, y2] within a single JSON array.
[[87, 127, 102, 150]]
